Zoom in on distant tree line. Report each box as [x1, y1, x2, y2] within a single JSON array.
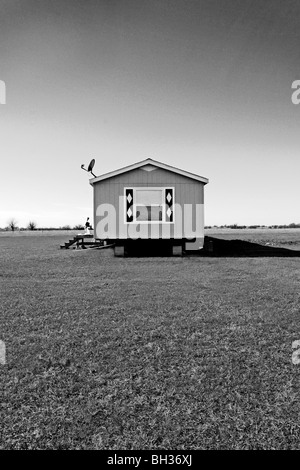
[[0, 220, 85, 231], [1, 220, 300, 231], [205, 223, 300, 229]]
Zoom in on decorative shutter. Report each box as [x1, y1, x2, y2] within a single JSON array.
[[165, 188, 173, 222], [126, 189, 134, 222]]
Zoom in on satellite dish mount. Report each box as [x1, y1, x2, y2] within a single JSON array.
[[81, 158, 96, 178]]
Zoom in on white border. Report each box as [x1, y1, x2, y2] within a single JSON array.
[[124, 187, 175, 224]]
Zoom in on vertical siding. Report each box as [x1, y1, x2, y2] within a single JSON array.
[[93, 167, 205, 240]]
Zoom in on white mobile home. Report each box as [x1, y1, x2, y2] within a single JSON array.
[[89, 158, 209, 256]]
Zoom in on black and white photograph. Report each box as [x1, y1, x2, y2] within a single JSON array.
[[1, 0, 300, 455]]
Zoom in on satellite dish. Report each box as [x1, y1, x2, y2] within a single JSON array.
[[87, 159, 95, 172], [81, 158, 96, 177]]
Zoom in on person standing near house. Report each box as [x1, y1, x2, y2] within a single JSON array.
[[84, 217, 91, 234]]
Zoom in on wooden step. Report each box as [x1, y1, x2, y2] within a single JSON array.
[[60, 236, 105, 250]]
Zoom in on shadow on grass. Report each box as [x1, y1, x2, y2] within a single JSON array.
[[119, 238, 300, 257], [200, 236, 300, 257], [115, 237, 300, 257], [124, 240, 174, 257]]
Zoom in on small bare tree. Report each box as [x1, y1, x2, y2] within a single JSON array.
[[7, 218, 18, 232], [27, 221, 37, 231]]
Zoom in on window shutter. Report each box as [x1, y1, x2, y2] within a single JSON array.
[[126, 189, 134, 222], [165, 188, 173, 222]]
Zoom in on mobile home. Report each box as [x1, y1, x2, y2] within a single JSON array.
[[89, 158, 209, 256]]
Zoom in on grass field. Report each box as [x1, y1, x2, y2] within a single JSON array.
[[1, 230, 300, 449]]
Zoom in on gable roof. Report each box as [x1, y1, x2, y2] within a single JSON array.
[[89, 158, 209, 185]]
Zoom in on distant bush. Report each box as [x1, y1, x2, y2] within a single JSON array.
[[27, 221, 37, 231], [59, 225, 71, 230], [73, 224, 84, 230], [7, 218, 18, 232], [288, 223, 300, 228]]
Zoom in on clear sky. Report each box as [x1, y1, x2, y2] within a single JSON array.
[[1, 0, 300, 227]]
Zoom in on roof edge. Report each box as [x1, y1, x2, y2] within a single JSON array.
[[89, 158, 209, 185]]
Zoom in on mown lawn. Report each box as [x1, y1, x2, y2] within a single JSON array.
[[1, 234, 300, 449]]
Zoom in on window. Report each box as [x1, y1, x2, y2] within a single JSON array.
[[136, 189, 163, 222], [125, 187, 174, 223]]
